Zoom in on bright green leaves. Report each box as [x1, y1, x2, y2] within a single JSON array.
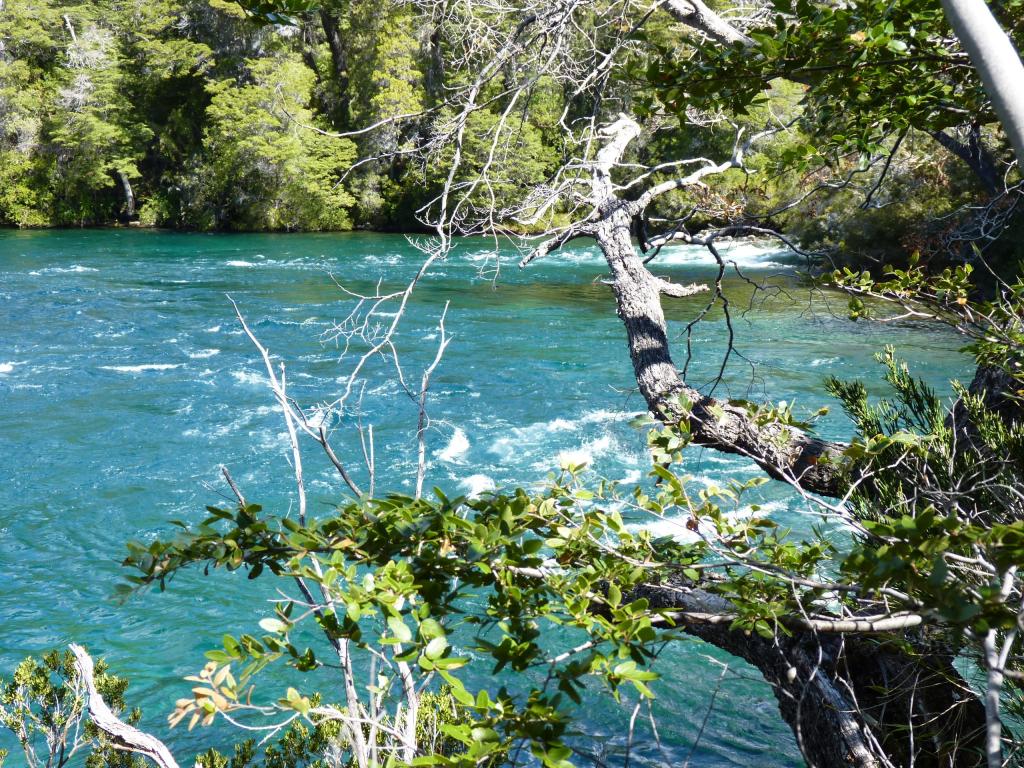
[[650, 0, 1007, 163], [830, 260, 975, 323], [828, 335, 1024, 639], [387, 615, 414, 644], [424, 636, 449, 660], [195, 54, 357, 231], [129, 465, 721, 766], [280, 686, 312, 716], [258, 617, 289, 634]]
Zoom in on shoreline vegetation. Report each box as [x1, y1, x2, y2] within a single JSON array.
[[1, 0, 1020, 269]]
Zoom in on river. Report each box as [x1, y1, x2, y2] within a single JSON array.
[[0, 229, 970, 766]]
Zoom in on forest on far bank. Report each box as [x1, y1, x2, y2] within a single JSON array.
[[0, 0, 1019, 270]]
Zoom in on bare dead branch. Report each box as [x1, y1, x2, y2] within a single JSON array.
[[415, 302, 452, 500], [69, 645, 180, 768]]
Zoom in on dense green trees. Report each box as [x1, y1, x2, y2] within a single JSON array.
[[0, 0, 354, 229], [0, 0, 577, 231], [172, 54, 357, 230], [0, 0, 1017, 253]]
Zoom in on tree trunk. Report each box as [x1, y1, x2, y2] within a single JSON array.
[[117, 170, 135, 220], [633, 577, 989, 768], [658, 0, 751, 46], [425, 28, 444, 102], [70, 645, 181, 768], [591, 196, 987, 768], [930, 129, 1000, 194], [940, 0, 1024, 168], [524, 95, 1000, 768], [596, 214, 992, 766], [593, 208, 849, 497], [319, 6, 351, 128], [300, 20, 323, 82]]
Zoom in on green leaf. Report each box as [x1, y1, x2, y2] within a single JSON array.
[[388, 616, 413, 644], [425, 636, 448, 660], [258, 618, 287, 634], [607, 583, 621, 608]]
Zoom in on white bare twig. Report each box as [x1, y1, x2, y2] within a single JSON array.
[[415, 302, 452, 500]]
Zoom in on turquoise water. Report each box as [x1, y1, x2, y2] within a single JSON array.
[[0, 230, 971, 766]]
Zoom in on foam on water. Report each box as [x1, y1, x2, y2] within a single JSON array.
[[231, 370, 266, 386], [188, 349, 220, 359], [0, 362, 15, 374], [810, 356, 840, 367], [556, 434, 614, 469], [655, 241, 792, 268], [481, 241, 792, 269], [460, 473, 496, 497], [305, 406, 331, 431], [93, 328, 134, 339], [618, 468, 642, 485], [226, 260, 256, 267], [489, 408, 632, 464], [100, 363, 182, 373], [437, 427, 470, 462], [28, 264, 99, 275], [632, 500, 787, 543]]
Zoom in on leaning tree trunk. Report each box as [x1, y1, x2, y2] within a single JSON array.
[[318, 7, 351, 128], [539, 112, 992, 767], [930, 127, 1001, 195], [593, 205, 848, 495], [593, 211, 989, 767], [116, 170, 135, 220]]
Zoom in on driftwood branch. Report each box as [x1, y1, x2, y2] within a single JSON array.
[[663, 609, 924, 633], [221, 465, 246, 507], [69, 644, 181, 768], [518, 223, 594, 267], [415, 302, 451, 500], [652, 276, 709, 298]]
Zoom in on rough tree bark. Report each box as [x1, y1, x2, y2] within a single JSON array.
[[658, 0, 751, 46], [116, 170, 135, 220], [525, 115, 850, 498], [596, 213, 849, 496]]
